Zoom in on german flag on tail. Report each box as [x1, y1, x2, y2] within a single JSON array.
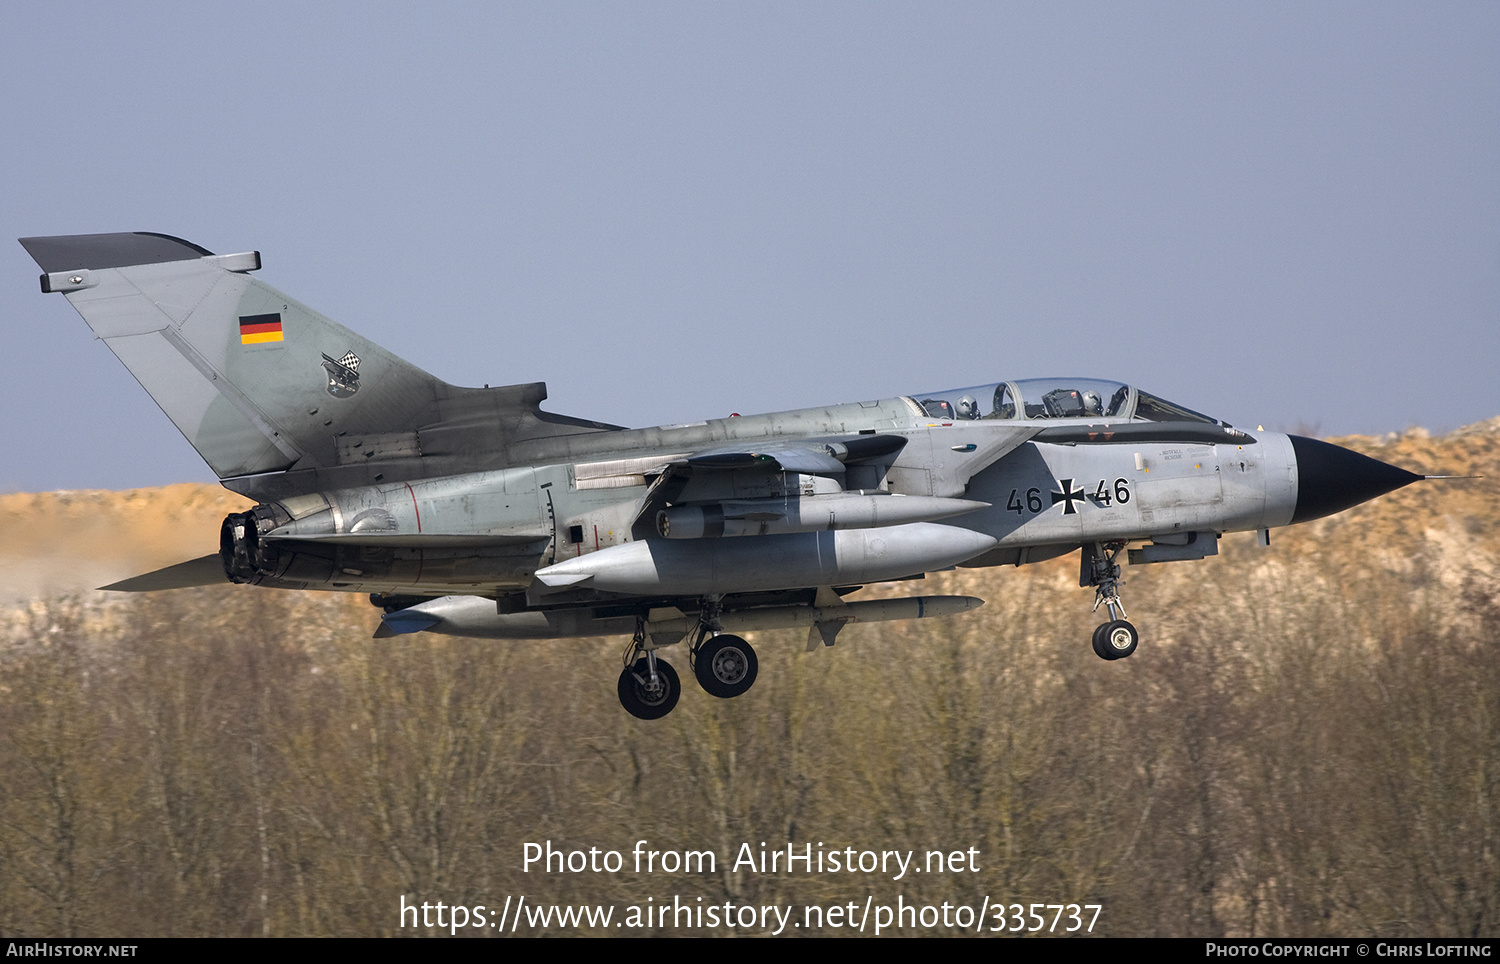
[[239, 313, 283, 344]]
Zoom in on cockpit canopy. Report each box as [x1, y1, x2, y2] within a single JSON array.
[[908, 377, 1227, 426]]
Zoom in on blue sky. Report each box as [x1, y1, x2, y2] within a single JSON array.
[[3, 2, 1496, 491]]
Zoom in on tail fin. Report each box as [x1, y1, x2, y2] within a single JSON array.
[[22, 233, 617, 498]]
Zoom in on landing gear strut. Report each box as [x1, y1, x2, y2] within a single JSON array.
[[617, 618, 680, 720], [689, 595, 758, 699], [1084, 541, 1139, 661]]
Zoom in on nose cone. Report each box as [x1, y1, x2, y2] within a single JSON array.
[[1289, 435, 1423, 524]]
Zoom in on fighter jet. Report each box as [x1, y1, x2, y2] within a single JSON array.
[[20, 232, 1427, 719]]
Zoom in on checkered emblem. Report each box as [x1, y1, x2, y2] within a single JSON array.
[[321, 351, 362, 398]]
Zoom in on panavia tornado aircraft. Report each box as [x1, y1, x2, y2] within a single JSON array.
[[21, 233, 1427, 719]]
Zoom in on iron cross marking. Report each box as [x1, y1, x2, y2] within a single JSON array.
[[1051, 478, 1086, 515]]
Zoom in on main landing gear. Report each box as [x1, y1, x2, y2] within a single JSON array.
[[692, 633, 758, 699], [1084, 541, 1139, 661], [616, 598, 760, 720], [618, 647, 681, 720]]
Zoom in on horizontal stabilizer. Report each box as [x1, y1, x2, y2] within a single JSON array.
[[100, 554, 225, 592]]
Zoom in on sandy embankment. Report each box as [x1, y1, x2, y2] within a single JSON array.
[[0, 483, 251, 605]]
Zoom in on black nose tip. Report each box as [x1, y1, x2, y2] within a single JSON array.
[[1289, 435, 1423, 524]]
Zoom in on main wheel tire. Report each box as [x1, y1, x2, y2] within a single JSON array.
[[1101, 619, 1139, 659], [618, 657, 681, 720], [694, 634, 759, 698]]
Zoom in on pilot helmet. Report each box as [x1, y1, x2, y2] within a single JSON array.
[[956, 395, 979, 419]]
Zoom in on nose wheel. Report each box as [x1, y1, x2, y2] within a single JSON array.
[[1084, 541, 1140, 661], [1091, 619, 1139, 660]]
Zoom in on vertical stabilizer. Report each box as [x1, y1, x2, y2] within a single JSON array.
[[21, 233, 617, 497]]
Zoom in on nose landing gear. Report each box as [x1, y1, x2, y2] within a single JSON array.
[[1084, 541, 1139, 661], [1091, 619, 1139, 660]]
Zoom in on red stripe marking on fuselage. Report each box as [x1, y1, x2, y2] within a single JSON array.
[[404, 482, 422, 533], [404, 482, 424, 583]]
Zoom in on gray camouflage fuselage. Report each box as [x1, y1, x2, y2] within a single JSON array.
[[226, 402, 1286, 601]]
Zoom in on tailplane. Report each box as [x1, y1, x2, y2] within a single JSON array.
[[22, 233, 618, 499]]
